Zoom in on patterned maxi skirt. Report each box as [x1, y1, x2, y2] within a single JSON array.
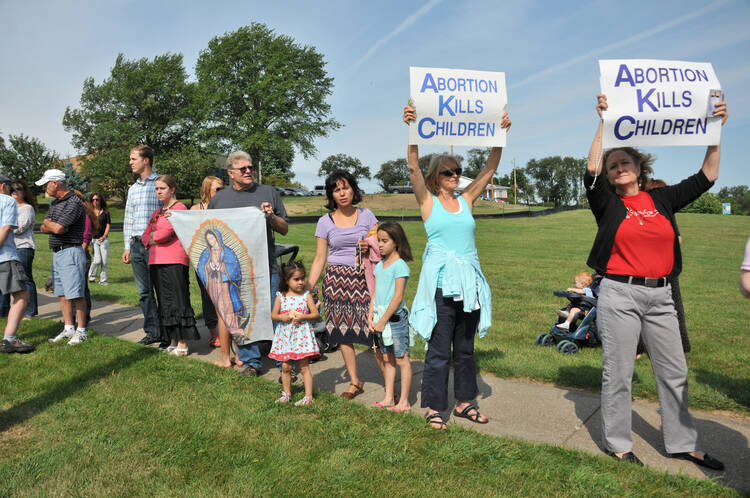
[[323, 264, 372, 346]]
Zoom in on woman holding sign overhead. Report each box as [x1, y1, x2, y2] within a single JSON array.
[[403, 104, 510, 430], [586, 93, 727, 469]]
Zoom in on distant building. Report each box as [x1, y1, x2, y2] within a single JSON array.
[[455, 175, 509, 202]]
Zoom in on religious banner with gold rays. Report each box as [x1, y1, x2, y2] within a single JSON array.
[[168, 207, 273, 345]]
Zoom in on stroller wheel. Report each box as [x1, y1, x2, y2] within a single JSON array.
[[541, 334, 555, 347], [560, 341, 579, 355], [535, 333, 546, 346], [556, 340, 569, 352]]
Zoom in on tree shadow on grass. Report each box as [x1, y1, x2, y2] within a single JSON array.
[[0, 347, 155, 433], [693, 368, 750, 411]]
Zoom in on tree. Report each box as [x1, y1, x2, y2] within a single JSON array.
[[465, 148, 490, 178], [683, 192, 722, 214], [497, 167, 534, 205], [374, 158, 408, 192], [156, 146, 220, 203], [60, 164, 90, 196], [0, 133, 59, 191], [63, 53, 197, 198], [718, 185, 750, 215], [318, 154, 370, 180], [195, 23, 340, 175], [525, 156, 584, 207], [63, 53, 196, 155]]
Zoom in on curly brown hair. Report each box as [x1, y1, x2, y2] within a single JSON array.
[[603, 147, 654, 192]]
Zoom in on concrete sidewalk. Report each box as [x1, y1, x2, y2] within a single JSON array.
[[35, 292, 750, 493]]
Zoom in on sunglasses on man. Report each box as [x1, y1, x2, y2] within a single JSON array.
[[439, 167, 462, 177], [232, 166, 255, 174]]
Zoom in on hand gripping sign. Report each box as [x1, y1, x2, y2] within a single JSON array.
[[599, 59, 722, 148], [409, 67, 508, 147]]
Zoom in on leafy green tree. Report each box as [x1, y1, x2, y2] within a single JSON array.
[[79, 148, 132, 202], [63, 53, 196, 154], [717, 185, 750, 215], [683, 192, 722, 214], [497, 167, 534, 205], [318, 153, 370, 180], [195, 23, 340, 175], [465, 148, 490, 178], [525, 156, 584, 207], [0, 133, 59, 190], [374, 158, 408, 192], [156, 145, 220, 203]]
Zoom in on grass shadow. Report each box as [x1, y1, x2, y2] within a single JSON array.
[[693, 368, 750, 411], [0, 347, 154, 432]]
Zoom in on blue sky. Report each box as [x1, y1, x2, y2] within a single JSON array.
[[1, 0, 748, 193]]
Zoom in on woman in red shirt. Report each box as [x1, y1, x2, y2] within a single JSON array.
[[585, 93, 728, 470], [142, 174, 199, 356]]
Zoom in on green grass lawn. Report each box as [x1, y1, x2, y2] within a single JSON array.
[[33, 210, 750, 416], [0, 320, 735, 496]]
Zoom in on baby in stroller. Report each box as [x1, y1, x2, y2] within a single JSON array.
[[556, 271, 598, 330]]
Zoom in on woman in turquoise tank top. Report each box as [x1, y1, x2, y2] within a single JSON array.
[[403, 105, 511, 430]]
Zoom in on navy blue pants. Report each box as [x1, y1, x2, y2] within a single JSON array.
[[420, 289, 480, 411]]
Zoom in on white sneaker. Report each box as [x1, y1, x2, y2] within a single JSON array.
[[68, 330, 88, 346], [556, 309, 570, 319], [556, 322, 570, 330], [49, 328, 74, 343]]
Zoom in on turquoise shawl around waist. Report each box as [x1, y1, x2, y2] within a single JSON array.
[[409, 242, 492, 342]]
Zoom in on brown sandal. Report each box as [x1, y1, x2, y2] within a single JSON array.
[[341, 382, 364, 399]]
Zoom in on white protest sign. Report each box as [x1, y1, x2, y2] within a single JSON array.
[[168, 207, 273, 345], [409, 67, 507, 147], [599, 59, 722, 148]]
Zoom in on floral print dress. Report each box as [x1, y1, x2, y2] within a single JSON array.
[[269, 291, 320, 361]]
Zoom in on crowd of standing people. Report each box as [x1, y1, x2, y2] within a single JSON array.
[[0, 93, 745, 472]]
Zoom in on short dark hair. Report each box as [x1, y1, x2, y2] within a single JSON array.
[[132, 144, 154, 167], [324, 170, 363, 211], [377, 221, 413, 262], [278, 260, 306, 293]]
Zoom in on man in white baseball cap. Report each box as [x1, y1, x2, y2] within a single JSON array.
[[34, 169, 66, 186], [37, 169, 89, 346]]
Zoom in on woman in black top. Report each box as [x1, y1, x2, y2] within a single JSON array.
[[586, 93, 727, 470], [88, 192, 111, 285]]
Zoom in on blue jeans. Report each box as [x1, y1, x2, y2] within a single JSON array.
[[0, 247, 37, 317], [238, 271, 279, 371], [130, 237, 160, 339]]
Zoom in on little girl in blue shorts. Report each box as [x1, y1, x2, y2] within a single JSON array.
[[368, 221, 413, 412]]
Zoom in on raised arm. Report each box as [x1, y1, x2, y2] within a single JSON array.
[[403, 106, 430, 207], [587, 94, 607, 176], [461, 113, 511, 205], [701, 93, 728, 183]]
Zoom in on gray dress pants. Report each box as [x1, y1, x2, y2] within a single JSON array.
[[597, 277, 699, 454]]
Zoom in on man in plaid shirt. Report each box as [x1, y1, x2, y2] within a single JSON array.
[[122, 145, 162, 345]]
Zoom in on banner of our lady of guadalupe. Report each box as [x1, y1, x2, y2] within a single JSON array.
[[168, 207, 273, 345]]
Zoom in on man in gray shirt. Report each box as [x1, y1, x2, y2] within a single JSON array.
[[209, 150, 288, 375]]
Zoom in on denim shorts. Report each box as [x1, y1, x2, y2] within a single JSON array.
[[373, 309, 410, 358], [52, 246, 86, 299]]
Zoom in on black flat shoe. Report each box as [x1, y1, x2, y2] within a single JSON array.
[[607, 451, 643, 466], [138, 336, 162, 345], [669, 452, 724, 471]]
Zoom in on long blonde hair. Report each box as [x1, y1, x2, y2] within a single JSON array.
[[200, 176, 222, 205]]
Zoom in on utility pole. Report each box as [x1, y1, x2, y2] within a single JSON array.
[[513, 158, 517, 205]]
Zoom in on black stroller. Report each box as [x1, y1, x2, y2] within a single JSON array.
[[535, 277, 601, 355]]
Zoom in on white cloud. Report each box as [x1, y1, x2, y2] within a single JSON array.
[[350, 0, 442, 71]]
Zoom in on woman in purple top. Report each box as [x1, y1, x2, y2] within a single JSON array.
[[308, 170, 378, 399]]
